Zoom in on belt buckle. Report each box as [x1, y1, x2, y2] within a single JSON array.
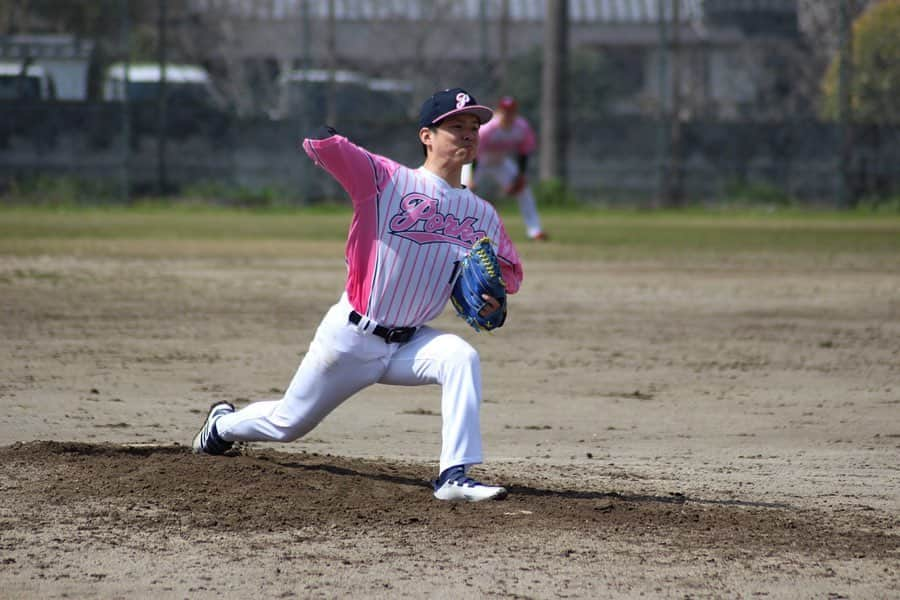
[[384, 327, 412, 344]]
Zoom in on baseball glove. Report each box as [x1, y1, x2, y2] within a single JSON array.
[[450, 237, 508, 332]]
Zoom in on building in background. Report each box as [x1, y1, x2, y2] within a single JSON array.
[[179, 0, 804, 121], [0, 2, 813, 119]]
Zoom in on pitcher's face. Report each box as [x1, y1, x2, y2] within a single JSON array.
[[422, 114, 481, 165]]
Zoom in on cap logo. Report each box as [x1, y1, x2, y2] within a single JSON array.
[[455, 92, 470, 109]]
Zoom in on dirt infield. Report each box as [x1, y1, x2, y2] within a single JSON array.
[[1, 239, 898, 598]]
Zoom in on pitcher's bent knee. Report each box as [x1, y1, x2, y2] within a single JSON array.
[[444, 338, 480, 371]]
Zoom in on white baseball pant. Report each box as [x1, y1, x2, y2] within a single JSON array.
[[214, 293, 485, 473]]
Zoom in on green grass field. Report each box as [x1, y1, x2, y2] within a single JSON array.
[[1, 205, 898, 261]]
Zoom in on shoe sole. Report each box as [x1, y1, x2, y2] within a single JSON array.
[[434, 486, 508, 502]]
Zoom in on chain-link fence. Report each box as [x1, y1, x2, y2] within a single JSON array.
[[1, 0, 897, 206]]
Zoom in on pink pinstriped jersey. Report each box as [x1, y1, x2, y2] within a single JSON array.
[[302, 134, 523, 329], [476, 115, 537, 166]]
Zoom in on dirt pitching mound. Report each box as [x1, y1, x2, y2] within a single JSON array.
[[2, 441, 894, 560]]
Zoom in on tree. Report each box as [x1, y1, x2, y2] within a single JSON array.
[[821, 0, 900, 201], [822, 0, 900, 124]]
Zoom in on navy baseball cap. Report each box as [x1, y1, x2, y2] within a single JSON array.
[[418, 88, 493, 128]]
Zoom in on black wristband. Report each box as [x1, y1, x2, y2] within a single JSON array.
[[310, 125, 339, 140]]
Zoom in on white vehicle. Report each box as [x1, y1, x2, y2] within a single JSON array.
[[0, 62, 57, 101], [103, 63, 214, 104]]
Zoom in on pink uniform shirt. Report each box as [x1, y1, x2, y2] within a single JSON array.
[[303, 134, 524, 329], [476, 115, 537, 166]]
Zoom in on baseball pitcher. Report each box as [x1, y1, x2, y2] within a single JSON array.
[[193, 88, 524, 502]]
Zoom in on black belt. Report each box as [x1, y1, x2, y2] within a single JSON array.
[[349, 311, 417, 344]]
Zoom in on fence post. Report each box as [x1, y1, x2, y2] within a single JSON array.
[[668, 0, 684, 207], [655, 0, 669, 208], [837, 0, 854, 208], [300, 0, 314, 204], [539, 0, 568, 183], [157, 0, 168, 196], [119, 0, 131, 203]]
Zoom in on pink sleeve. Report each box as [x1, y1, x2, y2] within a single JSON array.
[[495, 220, 523, 294], [517, 117, 537, 156], [302, 134, 391, 206]]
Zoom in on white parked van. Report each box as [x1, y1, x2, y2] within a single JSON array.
[[103, 63, 214, 104], [0, 62, 57, 100]]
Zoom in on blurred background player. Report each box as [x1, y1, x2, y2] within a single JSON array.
[[462, 96, 547, 241]]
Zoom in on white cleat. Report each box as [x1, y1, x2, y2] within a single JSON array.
[[433, 466, 508, 502]]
